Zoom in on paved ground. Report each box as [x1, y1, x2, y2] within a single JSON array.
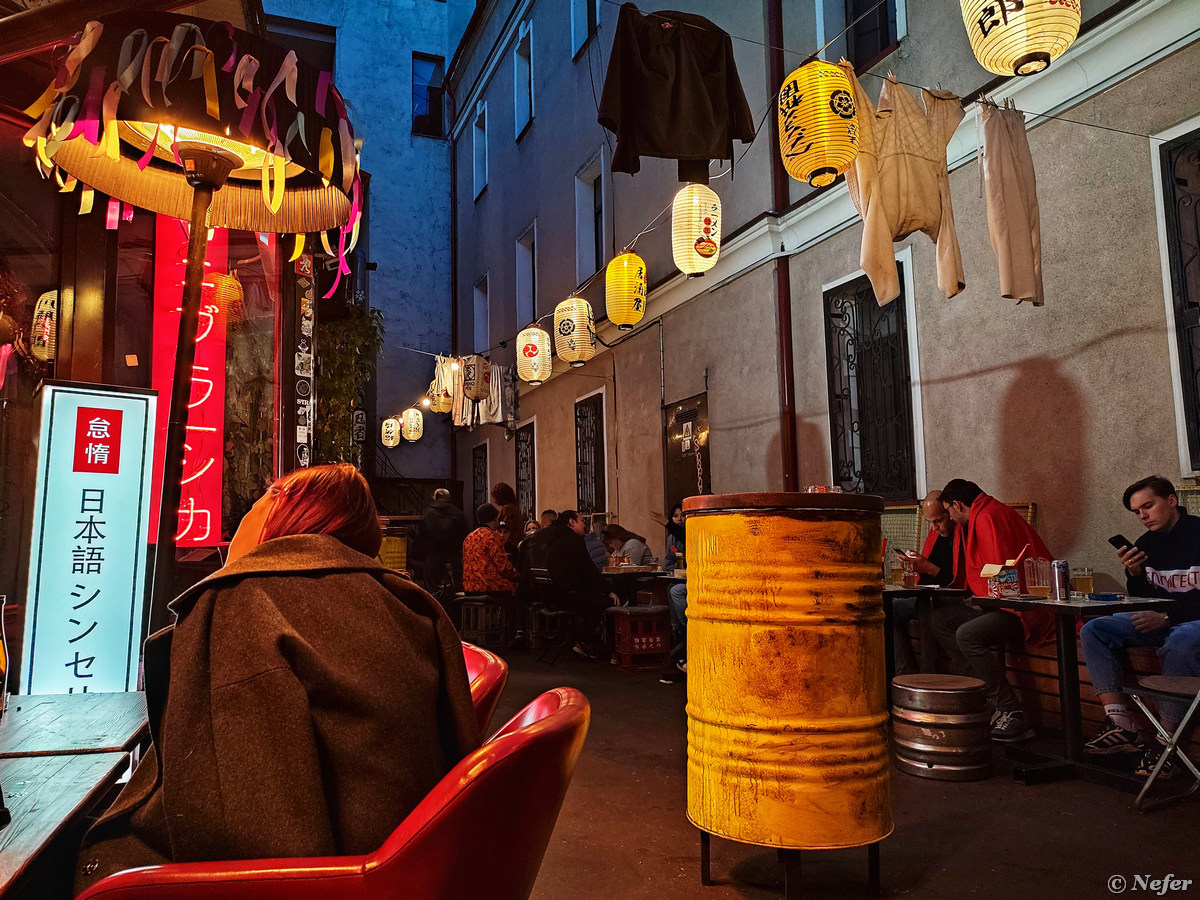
[[487, 649, 1199, 900]]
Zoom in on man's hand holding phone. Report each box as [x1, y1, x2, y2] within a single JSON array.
[[898, 549, 938, 577], [1109, 534, 1146, 577]]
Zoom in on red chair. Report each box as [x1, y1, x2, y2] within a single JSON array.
[[76, 687, 591, 900], [462, 640, 508, 736]]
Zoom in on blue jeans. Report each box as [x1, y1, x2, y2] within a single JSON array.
[[668, 582, 688, 648], [1080, 615, 1200, 725]]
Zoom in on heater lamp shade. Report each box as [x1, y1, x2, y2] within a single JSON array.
[[554, 297, 596, 367], [381, 416, 401, 447], [401, 408, 423, 442], [27, 11, 358, 234], [516, 326, 552, 385], [778, 60, 859, 188], [672, 184, 721, 276], [605, 251, 647, 331], [461, 354, 492, 401], [959, 0, 1081, 76]]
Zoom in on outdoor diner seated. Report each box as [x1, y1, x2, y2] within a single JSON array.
[[462, 502, 520, 593], [1081, 476, 1200, 777], [602, 523, 654, 566], [929, 478, 1055, 743], [543, 510, 622, 656], [658, 503, 689, 685], [74, 464, 479, 894]]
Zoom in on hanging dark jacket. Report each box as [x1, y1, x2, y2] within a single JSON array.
[[74, 534, 479, 895], [598, 2, 756, 176]]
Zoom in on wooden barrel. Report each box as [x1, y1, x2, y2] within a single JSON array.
[[684, 492, 892, 850], [891, 674, 992, 782]]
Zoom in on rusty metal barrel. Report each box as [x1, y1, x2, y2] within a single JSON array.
[[683, 492, 892, 850], [891, 674, 992, 781]]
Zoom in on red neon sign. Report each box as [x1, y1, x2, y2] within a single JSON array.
[[150, 216, 228, 545]]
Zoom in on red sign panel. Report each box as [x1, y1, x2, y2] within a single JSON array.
[[72, 407, 123, 474]]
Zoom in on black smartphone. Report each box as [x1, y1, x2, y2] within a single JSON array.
[[1108, 534, 1133, 551]]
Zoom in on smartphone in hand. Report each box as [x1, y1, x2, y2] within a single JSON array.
[[1108, 534, 1133, 552]]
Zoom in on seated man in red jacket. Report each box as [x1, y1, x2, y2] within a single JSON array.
[[930, 479, 1056, 742]]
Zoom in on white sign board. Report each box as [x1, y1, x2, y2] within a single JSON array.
[[23, 382, 156, 694]]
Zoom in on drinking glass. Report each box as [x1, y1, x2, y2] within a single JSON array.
[[1024, 558, 1052, 597], [1071, 567, 1094, 596]]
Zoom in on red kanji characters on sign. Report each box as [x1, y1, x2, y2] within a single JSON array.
[[73, 407, 123, 474]]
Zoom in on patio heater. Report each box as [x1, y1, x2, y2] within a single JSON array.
[[23, 11, 360, 625]]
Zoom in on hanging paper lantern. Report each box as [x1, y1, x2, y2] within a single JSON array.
[[462, 354, 492, 401], [672, 184, 721, 277], [960, 0, 1081, 76], [516, 325, 552, 385], [208, 272, 245, 324], [554, 297, 596, 368], [778, 60, 859, 188], [381, 416, 401, 447], [605, 250, 647, 331], [30, 290, 57, 362], [401, 407, 424, 442]]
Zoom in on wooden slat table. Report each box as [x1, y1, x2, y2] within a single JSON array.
[[0, 693, 148, 759], [0, 752, 130, 895]]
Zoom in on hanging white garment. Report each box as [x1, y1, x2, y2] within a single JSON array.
[[982, 101, 1043, 306], [451, 364, 470, 427], [429, 355, 455, 413], [479, 364, 506, 425]]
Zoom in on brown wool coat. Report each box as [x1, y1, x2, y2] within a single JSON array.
[[74, 534, 480, 894]]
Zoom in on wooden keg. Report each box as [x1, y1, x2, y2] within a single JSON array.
[[684, 492, 892, 850], [891, 674, 992, 782]]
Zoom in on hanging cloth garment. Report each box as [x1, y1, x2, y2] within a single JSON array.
[[598, 2, 756, 180], [478, 364, 506, 425], [840, 63, 966, 305], [502, 366, 519, 432], [982, 101, 1044, 306], [451, 364, 470, 427], [429, 355, 455, 414]]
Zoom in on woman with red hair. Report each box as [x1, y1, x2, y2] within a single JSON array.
[[75, 464, 480, 893]]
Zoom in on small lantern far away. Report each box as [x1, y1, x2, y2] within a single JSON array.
[[401, 407, 424, 442], [516, 325, 552, 385], [381, 416, 401, 447], [208, 272, 245, 324], [960, 0, 1081, 76], [554, 297, 596, 367], [606, 250, 647, 331], [30, 289, 57, 361], [672, 183, 721, 277], [462, 353, 492, 400], [778, 60, 859, 188]]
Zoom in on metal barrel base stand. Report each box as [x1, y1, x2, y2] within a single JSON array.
[[698, 830, 881, 898]]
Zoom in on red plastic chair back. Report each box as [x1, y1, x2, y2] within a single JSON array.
[[462, 640, 508, 737], [76, 687, 590, 900]]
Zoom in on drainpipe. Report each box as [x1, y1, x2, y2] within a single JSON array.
[[447, 79, 459, 483], [766, 0, 800, 491]]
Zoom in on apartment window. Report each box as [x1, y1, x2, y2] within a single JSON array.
[[473, 274, 490, 353], [412, 53, 445, 138], [570, 0, 599, 57], [823, 265, 915, 500], [574, 154, 605, 283], [575, 392, 606, 515], [473, 102, 488, 198], [265, 15, 335, 73], [816, 0, 904, 73], [1161, 128, 1200, 471], [516, 224, 537, 325], [514, 21, 534, 138]]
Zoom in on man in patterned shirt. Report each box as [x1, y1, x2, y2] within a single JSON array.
[[462, 504, 519, 593]]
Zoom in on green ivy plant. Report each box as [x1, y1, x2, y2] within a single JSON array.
[[314, 305, 384, 466]]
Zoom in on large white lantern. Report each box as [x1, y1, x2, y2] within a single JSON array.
[[960, 0, 1081, 76], [778, 60, 859, 188], [672, 183, 721, 277], [462, 354, 492, 400], [516, 325, 552, 385], [605, 250, 647, 331], [554, 297, 596, 368], [381, 416, 401, 447], [401, 407, 424, 442]]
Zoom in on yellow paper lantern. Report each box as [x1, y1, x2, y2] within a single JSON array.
[[554, 297, 596, 368], [381, 416, 401, 447], [208, 272, 245, 324], [401, 407, 424, 442], [30, 290, 57, 362], [672, 183, 721, 277], [516, 325, 552, 385], [462, 354, 492, 401], [960, 0, 1081, 76], [605, 250, 647, 331], [778, 60, 859, 188]]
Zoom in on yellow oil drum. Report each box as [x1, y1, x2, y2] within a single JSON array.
[[683, 492, 891, 850]]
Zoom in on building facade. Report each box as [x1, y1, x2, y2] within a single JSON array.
[[447, 0, 1200, 587]]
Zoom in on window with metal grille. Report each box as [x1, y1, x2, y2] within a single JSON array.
[[574, 393, 606, 515], [472, 442, 488, 516], [823, 268, 916, 500], [1162, 129, 1200, 471], [516, 422, 536, 522]]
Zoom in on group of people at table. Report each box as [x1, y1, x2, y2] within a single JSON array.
[[418, 482, 689, 672], [892, 476, 1200, 780]]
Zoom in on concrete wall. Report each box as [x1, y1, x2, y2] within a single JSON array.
[[264, 0, 471, 479]]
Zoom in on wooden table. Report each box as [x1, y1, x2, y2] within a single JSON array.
[[0, 692, 148, 759], [602, 568, 665, 605], [971, 594, 1175, 769], [0, 752, 130, 895]]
